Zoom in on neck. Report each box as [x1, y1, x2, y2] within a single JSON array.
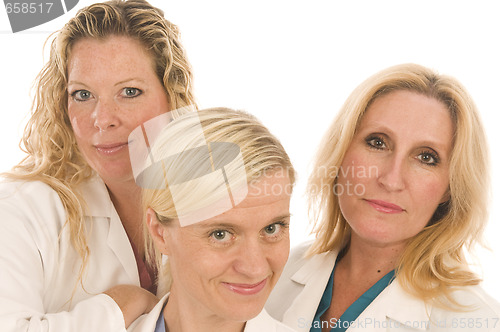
[[164, 288, 245, 332], [337, 233, 404, 282]]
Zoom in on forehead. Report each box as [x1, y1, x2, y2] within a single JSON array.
[[67, 35, 155, 78], [189, 172, 292, 229], [359, 90, 454, 142]]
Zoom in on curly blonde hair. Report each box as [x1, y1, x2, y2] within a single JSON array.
[[5, 0, 196, 282], [307, 63, 490, 308]]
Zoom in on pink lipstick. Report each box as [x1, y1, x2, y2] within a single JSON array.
[[222, 279, 267, 295], [94, 142, 128, 155], [365, 199, 404, 214]]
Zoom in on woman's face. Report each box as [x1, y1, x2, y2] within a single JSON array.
[[67, 35, 169, 186], [337, 90, 453, 248], [149, 172, 291, 322]]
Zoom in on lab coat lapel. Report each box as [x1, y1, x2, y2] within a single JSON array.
[[79, 176, 140, 285], [347, 279, 430, 332], [282, 249, 338, 332], [107, 206, 141, 284]]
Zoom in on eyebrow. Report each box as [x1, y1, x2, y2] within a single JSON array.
[[114, 78, 147, 86], [67, 80, 88, 87], [67, 78, 147, 87], [194, 213, 292, 231]]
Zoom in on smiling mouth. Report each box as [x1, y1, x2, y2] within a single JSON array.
[[94, 142, 128, 154], [365, 199, 404, 214], [221, 279, 268, 295]]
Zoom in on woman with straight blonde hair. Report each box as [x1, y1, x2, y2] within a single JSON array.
[[266, 63, 500, 331], [0, 0, 195, 330], [129, 108, 296, 331]]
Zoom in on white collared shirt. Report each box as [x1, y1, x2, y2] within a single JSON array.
[[266, 241, 500, 332], [0, 175, 138, 331], [129, 294, 296, 332]]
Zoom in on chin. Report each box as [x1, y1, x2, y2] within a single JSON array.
[[217, 296, 266, 322], [223, 305, 263, 322], [353, 226, 397, 245], [96, 166, 134, 184]]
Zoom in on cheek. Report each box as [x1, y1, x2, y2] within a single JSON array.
[[67, 109, 89, 140], [337, 151, 376, 190], [270, 240, 290, 273], [413, 173, 449, 209], [139, 92, 170, 122], [171, 244, 229, 281]]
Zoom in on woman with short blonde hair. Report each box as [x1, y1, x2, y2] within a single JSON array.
[[130, 108, 296, 331]]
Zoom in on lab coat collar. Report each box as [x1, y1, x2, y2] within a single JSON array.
[[77, 175, 113, 218], [283, 248, 338, 330], [78, 175, 140, 285], [347, 280, 430, 331], [128, 294, 168, 331], [378, 280, 430, 331], [290, 248, 338, 285], [128, 294, 288, 332], [287, 249, 430, 331]]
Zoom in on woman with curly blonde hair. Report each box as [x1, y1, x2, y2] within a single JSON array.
[[266, 63, 500, 331], [0, 0, 195, 330]]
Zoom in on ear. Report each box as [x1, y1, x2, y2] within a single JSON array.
[[146, 207, 171, 255]]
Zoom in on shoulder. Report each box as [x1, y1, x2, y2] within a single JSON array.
[[0, 178, 58, 198], [0, 179, 65, 218], [245, 309, 296, 332], [435, 285, 500, 317], [0, 179, 72, 253], [418, 285, 500, 331], [128, 294, 168, 332], [0, 177, 100, 232]]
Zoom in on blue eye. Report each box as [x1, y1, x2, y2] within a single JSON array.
[[71, 90, 92, 102], [122, 87, 142, 98]]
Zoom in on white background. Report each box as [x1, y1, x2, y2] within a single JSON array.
[[1, 0, 499, 300]]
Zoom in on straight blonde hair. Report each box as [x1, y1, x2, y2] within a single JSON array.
[[307, 63, 490, 307]]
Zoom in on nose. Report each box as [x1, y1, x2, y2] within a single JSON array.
[[93, 99, 119, 131], [377, 155, 406, 191], [233, 239, 269, 279]]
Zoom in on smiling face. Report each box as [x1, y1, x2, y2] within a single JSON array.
[[337, 90, 453, 248], [147, 172, 291, 323], [67, 35, 170, 186]]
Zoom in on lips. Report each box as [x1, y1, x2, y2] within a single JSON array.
[[365, 199, 404, 214], [221, 278, 267, 296], [94, 142, 128, 155]]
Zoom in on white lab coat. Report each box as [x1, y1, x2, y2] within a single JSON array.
[[266, 241, 500, 332], [128, 294, 296, 332], [0, 176, 141, 332]]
